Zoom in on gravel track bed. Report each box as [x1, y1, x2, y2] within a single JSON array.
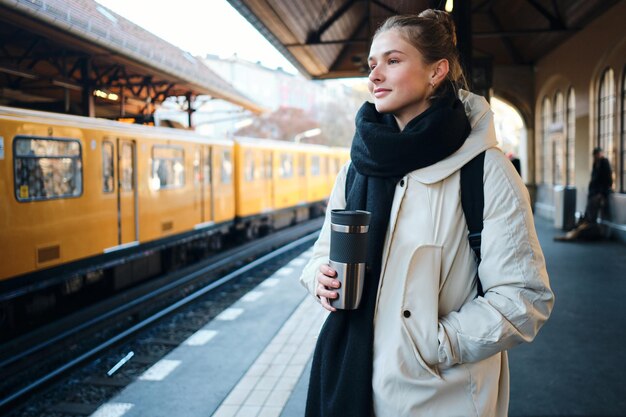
[[6, 244, 309, 417]]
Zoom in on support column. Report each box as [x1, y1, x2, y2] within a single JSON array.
[[81, 57, 95, 117], [186, 92, 194, 129], [472, 57, 493, 101], [120, 85, 126, 118]]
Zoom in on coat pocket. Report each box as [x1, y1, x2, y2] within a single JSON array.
[[400, 244, 443, 378]]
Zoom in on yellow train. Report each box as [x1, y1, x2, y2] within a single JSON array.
[[0, 106, 349, 334]]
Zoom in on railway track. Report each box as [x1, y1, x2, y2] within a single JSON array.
[[1, 219, 322, 416]]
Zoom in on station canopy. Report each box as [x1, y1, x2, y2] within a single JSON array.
[[0, 0, 264, 120], [227, 0, 616, 81]]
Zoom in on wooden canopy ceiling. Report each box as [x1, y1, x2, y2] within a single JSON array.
[[227, 0, 618, 80]]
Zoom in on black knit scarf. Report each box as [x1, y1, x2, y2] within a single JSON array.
[[305, 91, 471, 417]]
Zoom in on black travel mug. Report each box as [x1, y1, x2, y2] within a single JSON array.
[[329, 209, 371, 309]]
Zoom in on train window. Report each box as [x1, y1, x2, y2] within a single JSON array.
[[102, 141, 114, 193], [280, 153, 293, 178], [221, 149, 232, 184], [120, 143, 134, 191], [298, 154, 306, 177], [204, 148, 212, 184], [151, 145, 185, 190], [193, 148, 201, 186], [311, 155, 321, 176], [13, 137, 83, 202], [244, 150, 255, 181], [264, 153, 272, 179]]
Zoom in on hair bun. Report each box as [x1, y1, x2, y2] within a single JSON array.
[[417, 9, 457, 47]]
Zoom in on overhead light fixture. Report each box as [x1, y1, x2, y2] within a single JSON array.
[[445, 0, 453, 12], [94, 89, 119, 101]]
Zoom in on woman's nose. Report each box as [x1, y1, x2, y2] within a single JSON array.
[[368, 66, 382, 83]]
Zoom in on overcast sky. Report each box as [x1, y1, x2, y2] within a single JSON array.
[[95, 0, 298, 73]]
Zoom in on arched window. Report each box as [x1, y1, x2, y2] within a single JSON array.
[[598, 68, 616, 169], [621, 69, 626, 193], [566, 88, 576, 186], [553, 91, 565, 186], [540, 97, 552, 185]]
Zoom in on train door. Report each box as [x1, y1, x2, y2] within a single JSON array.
[[192, 146, 203, 225], [264, 151, 273, 208], [203, 145, 213, 223], [298, 153, 307, 203], [117, 139, 138, 245]]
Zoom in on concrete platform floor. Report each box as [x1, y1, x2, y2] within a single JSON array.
[[283, 216, 626, 417]]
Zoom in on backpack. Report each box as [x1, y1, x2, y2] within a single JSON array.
[[460, 151, 486, 297], [344, 150, 486, 297]]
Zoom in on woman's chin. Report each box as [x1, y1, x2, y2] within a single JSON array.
[[374, 102, 393, 114]]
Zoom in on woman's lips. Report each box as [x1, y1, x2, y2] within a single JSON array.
[[373, 88, 391, 98]]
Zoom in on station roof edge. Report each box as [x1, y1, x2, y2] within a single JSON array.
[[0, 0, 266, 114]]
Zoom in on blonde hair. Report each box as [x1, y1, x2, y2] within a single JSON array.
[[374, 9, 468, 97]]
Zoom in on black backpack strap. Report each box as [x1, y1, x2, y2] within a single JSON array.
[[460, 151, 486, 297]]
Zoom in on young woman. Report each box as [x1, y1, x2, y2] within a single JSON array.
[[299, 9, 554, 417]]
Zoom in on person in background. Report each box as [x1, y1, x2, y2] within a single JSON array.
[[299, 9, 554, 417], [584, 146, 613, 223], [555, 146, 613, 241]]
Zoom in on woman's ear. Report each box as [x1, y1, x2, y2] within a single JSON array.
[[430, 59, 450, 88]]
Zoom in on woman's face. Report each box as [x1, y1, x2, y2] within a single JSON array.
[[367, 29, 435, 129]]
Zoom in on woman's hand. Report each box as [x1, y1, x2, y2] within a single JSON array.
[[316, 264, 340, 312]]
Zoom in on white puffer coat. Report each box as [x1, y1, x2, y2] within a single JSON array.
[[300, 90, 554, 417]]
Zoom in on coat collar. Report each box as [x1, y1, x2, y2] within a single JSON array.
[[408, 90, 498, 184]]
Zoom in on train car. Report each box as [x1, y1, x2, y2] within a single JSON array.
[[232, 137, 274, 236], [0, 105, 348, 338], [0, 106, 237, 283], [233, 138, 335, 235], [300, 144, 335, 211], [330, 146, 351, 182]]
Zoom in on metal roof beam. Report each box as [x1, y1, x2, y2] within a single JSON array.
[[474, 28, 578, 38], [526, 0, 566, 29], [487, 9, 524, 65], [307, 0, 358, 44], [0, 64, 38, 80], [17, 38, 41, 66], [285, 38, 369, 47], [330, 14, 369, 73], [50, 78, 82, 91], [371, 0, 399, 14]]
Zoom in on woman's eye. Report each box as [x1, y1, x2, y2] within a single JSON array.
[[388, 58, 399, 64]]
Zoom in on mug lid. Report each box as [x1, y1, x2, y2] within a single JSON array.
[[331, 209, 371, 226]]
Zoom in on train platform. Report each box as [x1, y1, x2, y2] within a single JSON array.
[[88, 216, 626, 417]]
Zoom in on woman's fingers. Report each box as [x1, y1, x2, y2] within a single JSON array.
[[317, 265, 340, 288], [317, 265, 340, 312], [319, 295, 337, 312]]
